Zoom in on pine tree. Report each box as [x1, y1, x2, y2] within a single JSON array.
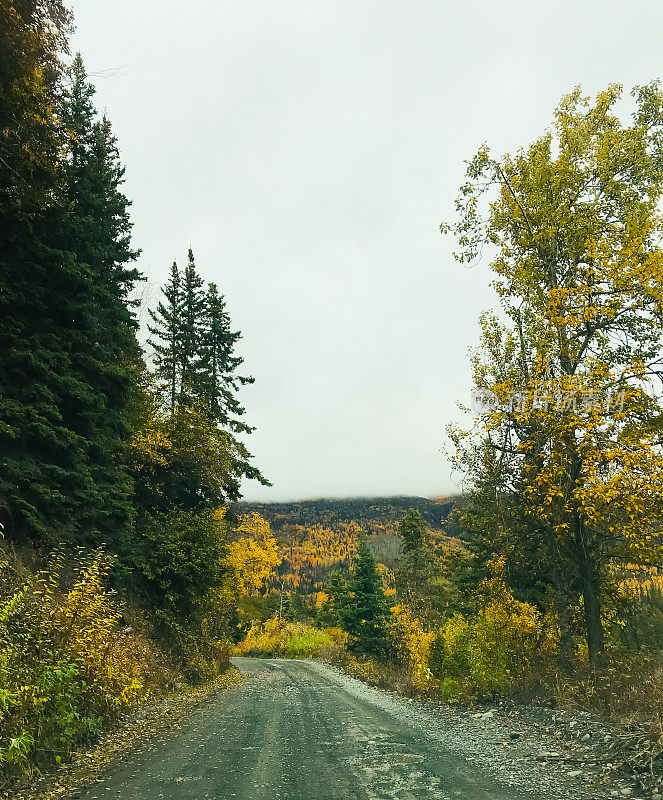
[[342, 537, 391, 656], [149, 262, 184, 410]]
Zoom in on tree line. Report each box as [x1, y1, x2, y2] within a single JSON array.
[[0, 0, 268, 669]]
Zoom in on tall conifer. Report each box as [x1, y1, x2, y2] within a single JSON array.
[[342, 537, 391, 656], [200, 281, 254, 431], [56, 55, 142, 543], [149, 262, 184, 410], [180, 249, 206, 395], [0, 3, 90, 542]]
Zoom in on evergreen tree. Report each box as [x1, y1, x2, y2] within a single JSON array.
[[198, 276, 270, 496], [55, 54, 142, 544], [148, 261, 184, 410], [148, 253, 271, 500], [398, 508, 429, 552], [342, 537, 391, 656], [180, 249, 206, 395], [148, 251, 206, 408], [318, 569, 349, 627], [200, 281, 254, 432], [0, 39, 142, 545], [0, 4, 97, 543]]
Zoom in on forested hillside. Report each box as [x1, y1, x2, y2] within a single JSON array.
[[235, 495, 464, 533]]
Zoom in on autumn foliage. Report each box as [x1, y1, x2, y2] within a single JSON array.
[[0, 546, 164, 778]]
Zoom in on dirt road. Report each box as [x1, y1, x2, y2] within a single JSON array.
[[75, 658, 606, 800]]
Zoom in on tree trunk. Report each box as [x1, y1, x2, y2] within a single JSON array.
[[575, 520, 605, 671]]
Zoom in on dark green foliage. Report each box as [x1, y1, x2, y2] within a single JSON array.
[[342, 538, 391, 657], [318, 569, 349, 627], [0, 0, 72, 541], [285, 591, 311, 623], [180, 249, 206, 396], [398, 508, 429, 552], [395, 545, 436, 613], [200, 281, 254, 432], [148, 262, 183, 410], [0, 22, 139, 545], [54, 55, 141, 544], [128, 507, 232, 680], [148, 251, 207, 408], [147, 251, 270, 498], [131, 508, 227, 618]]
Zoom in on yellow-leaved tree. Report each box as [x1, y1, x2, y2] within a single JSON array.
[[226, 513, 280, 596], [446, 84, 663, 669]]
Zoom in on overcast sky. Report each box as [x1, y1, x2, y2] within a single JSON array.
[[70, 0, 663, 501]]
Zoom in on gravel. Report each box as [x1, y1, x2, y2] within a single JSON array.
[[309, 659, 641, 799]]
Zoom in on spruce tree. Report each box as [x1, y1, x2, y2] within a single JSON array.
[[55, 56, 142, 544], [149, 251, 207, 408], [197, 276, 269, 496], [342, 537, 391, 656], [200, 281, 254, 432], [180, 249, 206, 395], [148, 253, 271, 500], [398, 508, 429, 552], [149, 261, 184, 410], [0, 3, 93, 543]]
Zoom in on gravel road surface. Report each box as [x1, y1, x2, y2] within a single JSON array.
[[75, 658, 609, 800]]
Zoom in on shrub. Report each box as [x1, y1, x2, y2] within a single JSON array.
[[427, 559, 559, 701], [236, 618, 347, 659], [388, 605, 434, 692], [0, 548, 155, 779]]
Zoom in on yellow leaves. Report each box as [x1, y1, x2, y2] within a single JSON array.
[[226, 513, 280, 596], [0, 547, 154, 772], [212, 506, 227, 523], [388, 605, 434, 690], [429, 567, 559, 700], [235, 618, 346, 658]]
